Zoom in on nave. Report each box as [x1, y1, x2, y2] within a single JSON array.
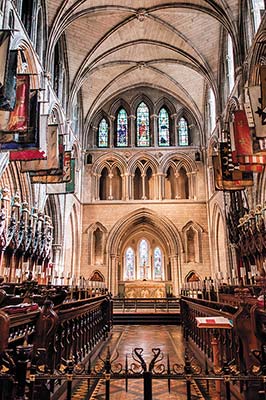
[[72, 325, 201, 400]]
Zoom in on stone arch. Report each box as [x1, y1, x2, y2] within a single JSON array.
[[155, 96, 176, 116], [44, 194, 63, 275], [129, 153, 159, 174], [105, 207, 183, 295], [160, 152, 197, 174], [131, 93, 154, 115], [90, 270, 105, 282], [86, 222, 108, 268], [211, 203, 229, 278], [109, 98, 131, 118], [176, 107, 200, 146], [89, 110, 111, 148], [185, 270, 201, 282], [182, 221, 204, 263], [12, 39, 41, 89], [92, 153, 127, 176]]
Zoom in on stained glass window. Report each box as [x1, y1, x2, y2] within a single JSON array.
[[98, 118, 108, 147], [158, 108, 170, 146], [125, 247, 135, 280], [116, 108, 128, 147], [178, 117, 189, 146], [154, 247, 162, 279], [137, 102, 150, 147], [139, 239, 149, 279]]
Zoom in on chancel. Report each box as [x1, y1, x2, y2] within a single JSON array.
[[0, 0, 266, 399]]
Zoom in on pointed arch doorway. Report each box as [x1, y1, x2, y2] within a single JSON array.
[[105, 208, 182, 297]]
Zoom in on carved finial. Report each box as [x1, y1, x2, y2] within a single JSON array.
[[138, 62, 147, 70], [0, 187, 10, 202], [136, 8, 147, 22], [12, 192, 20, 208]]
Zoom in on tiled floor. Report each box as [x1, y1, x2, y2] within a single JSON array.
[[74, 325, 203, 399]]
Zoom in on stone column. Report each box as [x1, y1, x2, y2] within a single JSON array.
[[93, 173, 101, 201], [123, 172, 130, 201], [129, 115, 136, 147], [191, 171, 197, 199], [109, 115, 115, 147], [141, 173, 147, 200], [170, 255, 179, 296], [128, 174, 133, 200], [175, 172, 180, 199], [110, 254, 119, 295], [108, 173, 113, 200], [52, 244, 62, 276], [171, 113, 178, 146], [151, 114, 158, 147], [156, 173, 164, 200], [92, 126, 98, 147]]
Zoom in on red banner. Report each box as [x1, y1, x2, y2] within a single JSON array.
[[0, 75, 29, 132], [233, 110, 253, 156]]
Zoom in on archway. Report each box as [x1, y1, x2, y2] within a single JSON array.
[[105, 208, 182, 296]]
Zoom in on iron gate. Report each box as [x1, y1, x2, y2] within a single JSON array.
[[1, 343, 266, 400]]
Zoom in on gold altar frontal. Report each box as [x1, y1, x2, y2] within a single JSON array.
[[122, 280, 170, 298]]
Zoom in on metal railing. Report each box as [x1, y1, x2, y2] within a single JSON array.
[[113, 297, 180, 312]]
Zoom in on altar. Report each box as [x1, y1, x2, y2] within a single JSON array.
[[119, 280, 172, 298]]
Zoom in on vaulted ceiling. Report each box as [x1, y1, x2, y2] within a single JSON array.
[[45, 0, 241, 133]]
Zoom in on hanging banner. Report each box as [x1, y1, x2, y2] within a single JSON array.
[[20, 124, 59, 171], [29, 134, 63, 177], [260, 65, 266, 110], [213, 155, 246, 191], [30, 151, 72, 184], [249, 86, 266, 138], [9, 114, 48, 161], [213, 143, 254, 191], [0, 37, 18, 111], [233, 110, 253, 156], [0, 31, 10, 86], [47, 159, 75, 194], [0, 90, 40, 151], [0, 74, 30, 133]]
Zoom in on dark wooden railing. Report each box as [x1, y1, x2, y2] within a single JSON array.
[[180, 295, 266, 400], [0, 293, 113, 400]]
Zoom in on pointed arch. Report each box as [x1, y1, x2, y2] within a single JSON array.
[[86, 222, 108, 267]]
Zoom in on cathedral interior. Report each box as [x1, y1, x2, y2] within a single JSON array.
[[0, 0, 266, 399]]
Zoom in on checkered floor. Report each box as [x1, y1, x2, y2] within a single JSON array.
[[72, 325, 203, 399]]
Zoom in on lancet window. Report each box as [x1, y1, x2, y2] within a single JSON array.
[[116, 108, 128, 147], [139, 239, 149, 280], [154, 247, 163, 279], [98, 118, 109, 147], [178, 117, 189, 146], [136, 102, 150, 147], [125, 247, 135, 280], [158, 108, 170, 146]]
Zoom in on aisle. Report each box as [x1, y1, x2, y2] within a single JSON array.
[[87, 325, 202, 400]]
